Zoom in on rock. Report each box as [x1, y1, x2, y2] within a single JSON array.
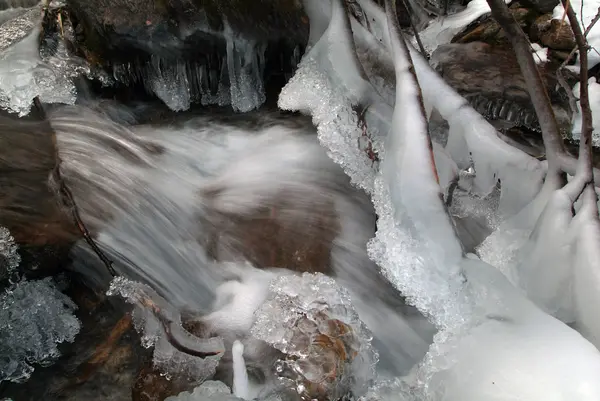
[[132, 365, 198, 401], [519, 0, 559, 14], [431, 42, 572, 132], [530, 14, 576, 50], [0, 110, 80, 281], [452, 4, 539, 45], [202, 195, 339, 275], [65, 0, 309, 63]]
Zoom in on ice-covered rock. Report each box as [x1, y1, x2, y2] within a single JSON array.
[[251, 273, 378, 400], [0, 7, 82, 115]]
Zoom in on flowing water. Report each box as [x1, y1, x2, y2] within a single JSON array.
[[0, 101, 434, 399]]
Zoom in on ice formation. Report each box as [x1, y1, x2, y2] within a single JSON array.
[[0, 226, 81, 384], [278, 0, 600, 399], [111, 22, 268, 113], [414, 0, 511, 55], [251, 273, 378, 400], [223, 19, 267, 113], [107, 276, 225, 381], [0, 5, 84, 115], [0, 277, 81, 384]]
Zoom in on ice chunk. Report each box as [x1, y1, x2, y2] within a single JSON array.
[[251, 273, 378, 400], [107, 276, 225, 381], [0, 277, 80, 384], [0, 12, 81, 116], [165, 380, 242, 401], [422, 258, 600, 401], [415, 0, 511, 55], [0, 226, 20, 281], [231, 340, 249, 399]]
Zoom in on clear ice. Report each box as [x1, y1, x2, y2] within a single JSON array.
[[250, 273, 378, 400], [0, 5, 85, 115], [0, 226, 80, 384], [0, 277, 81, 384]]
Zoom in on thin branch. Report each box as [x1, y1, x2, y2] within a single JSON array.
[[384, 0, 440, 184], [563, 0, 595, 182], [556, 6, 600, 116], [486, 0, 566, 179], [400, 0, 429, 58]]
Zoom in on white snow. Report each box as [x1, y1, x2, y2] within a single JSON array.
[[571, 77, 600, 146], [531, 43, 549, 64]]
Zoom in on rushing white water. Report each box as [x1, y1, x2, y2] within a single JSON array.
[[48, 104, 435, 392]]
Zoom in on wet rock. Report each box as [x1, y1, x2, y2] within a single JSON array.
[[132, 365, 199, 401], [431, 41, 572, 132], [519, 0, 559, 14], [65, 0, 309, 63], [530, 14, 576, 50], [452, 4, 538, 45], [202, 196, 339, 275], [0, 111, 80, 282]]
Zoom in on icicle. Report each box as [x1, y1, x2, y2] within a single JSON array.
[[223, 19, 267, 113], [231, 340, 250, 399]]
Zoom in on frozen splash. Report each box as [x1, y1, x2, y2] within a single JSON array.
[[0, 226, 80, 384], [0, 277, 81, 384]]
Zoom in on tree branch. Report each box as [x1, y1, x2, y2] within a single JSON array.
[[486, 0, 566, 178], [563, 0, 595, 182]]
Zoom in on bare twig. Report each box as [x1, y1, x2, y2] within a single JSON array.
[[400, 0, 429, 58], [556, 6, 600, 116], [486, 0, 566, 179], [563, 0, 595, 181]]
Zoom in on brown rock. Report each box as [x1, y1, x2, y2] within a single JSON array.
[[453, 5, 537, 45], [431, 41, 572, 131], [530, 14, 576, 50], [202, 194, 339, 275], [0, 113, 79, 246]]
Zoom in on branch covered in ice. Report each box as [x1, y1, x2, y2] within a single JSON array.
[[107, 277, 225, 362], [486, 0, 565, 178]]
